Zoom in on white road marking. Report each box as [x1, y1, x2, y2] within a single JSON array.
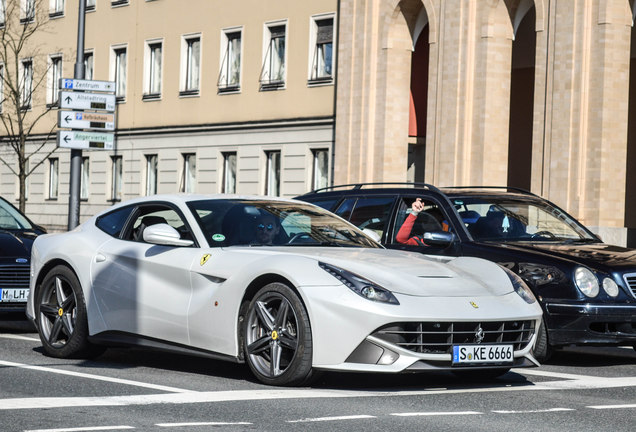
[[156, 422, 252, 427], [24, 427, 134, 432], [287, 415, 376, 423], [587, 404, 636, 409], [391, 411, 482, 417], [0, 360, 191, 394], [0, 333, 40, 342], [492, 408, 575, 414]]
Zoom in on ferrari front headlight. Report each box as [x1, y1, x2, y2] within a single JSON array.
[[501, 266, 536, 304], [319, 262, 399, 305], [574, 267, 599, 298]]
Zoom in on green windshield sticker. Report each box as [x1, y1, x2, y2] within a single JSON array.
[[454, 200, 464, 205], [212, 234, 226, 242]]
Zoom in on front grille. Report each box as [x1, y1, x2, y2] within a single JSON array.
[[622, 273, 636, 299], [0, 265, 30, 290], [373, 320, 536, 354]]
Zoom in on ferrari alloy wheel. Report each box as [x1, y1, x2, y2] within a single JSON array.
[[36, 265, 102, 359], [244, 282, 313, 386]]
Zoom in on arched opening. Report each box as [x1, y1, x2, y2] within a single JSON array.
[[625, 2, 636, 247], [507, 5, 536, 191], [407, 13, 429, 183]]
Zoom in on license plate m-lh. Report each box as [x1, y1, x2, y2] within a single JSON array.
[[452, 344, 513, 366], [0, 289, 29, 303]]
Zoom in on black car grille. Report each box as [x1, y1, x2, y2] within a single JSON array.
[[372, 320, 536, 354], [0, 265, 30, 290], [622, 273, 636, 299]]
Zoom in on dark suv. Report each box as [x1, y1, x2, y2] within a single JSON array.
[[297, 184, 636, 361]]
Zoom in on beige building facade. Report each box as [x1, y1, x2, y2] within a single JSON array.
[[336, 0, 636, 246], [0, 0, 336, 231]]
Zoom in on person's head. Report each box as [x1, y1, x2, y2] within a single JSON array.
[[255, 213, 280, 244]]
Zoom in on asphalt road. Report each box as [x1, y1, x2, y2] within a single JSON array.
[[1, 318, 635, 432]]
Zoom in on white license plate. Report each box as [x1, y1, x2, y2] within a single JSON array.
[[452, 344, 513, 365], [0, 289, 29, 303]]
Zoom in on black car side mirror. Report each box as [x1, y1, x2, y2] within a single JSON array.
[[423, 231, 456, 247]]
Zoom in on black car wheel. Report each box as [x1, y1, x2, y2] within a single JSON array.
[[532, 318, 552, 363], [243, 282, 313, 386], [36, 265, 103, 359]]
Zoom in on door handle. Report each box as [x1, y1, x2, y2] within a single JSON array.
[[95, 254, 106, 263]]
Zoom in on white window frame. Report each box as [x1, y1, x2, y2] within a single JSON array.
[[111, 0, 128, 7], [47, 54, 63, 106], [218, 27, 242, 93], [84, 50, 94, 80], [111, 155, 122, 201], [49, 0, 64, 17], [311, 148, 329, 190], [180, 34, 201, 95], [260, 20, 287, 90], [48, 158, 59, 199], [264, 150, 281, 196], [143, 39, 163, 99], [86, 0, 96, 12], [181, 153, 196, 193], [110, 44, 127, 100], [80, 156, 90, 200], [0, 63, 4, 113], [222, 151, 237, 194], [145, 154, 157, 196], [308, 14, 335, 85], [20, 59, 33, 110], [21, 0, 36, 23], [0, 0, 7, 26]]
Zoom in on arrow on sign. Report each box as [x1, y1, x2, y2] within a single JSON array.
[[65, 95, 72, 104], [64, 115, 72, 123], [63, 135, 71, 143]]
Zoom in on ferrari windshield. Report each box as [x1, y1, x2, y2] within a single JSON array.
[[450, 196, 596, 242], [188, 199, 381, 248]]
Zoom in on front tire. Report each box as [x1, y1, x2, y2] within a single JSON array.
[[243, 282, 313, 386], [36, 265, 103, 359], [532, 318, 552, 363]]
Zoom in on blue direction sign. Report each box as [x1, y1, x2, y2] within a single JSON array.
[[58, 110, 115, 131], [59, 91, 116, 112], [59, 78, 116, 93], [57, 131, 114, 150]]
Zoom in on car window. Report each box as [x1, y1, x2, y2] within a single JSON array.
[[390, 197, 448, 245], [0, 198, 33, 230], [334, 196, 395, 242], [96, 205, 135, 237], [302, 198, 340, 211], [124, 205, 194, 245]]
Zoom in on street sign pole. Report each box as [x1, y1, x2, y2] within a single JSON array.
[[68, 0, 87, 230]]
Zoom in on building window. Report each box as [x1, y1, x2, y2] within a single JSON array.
[[111, 156, 122, 201], [309, 17, 334, 84], [0, 1, 6, 26], [145, 154, 157, 195], [0, 64, 4, 113], [47, 54, 62, 106], [49, 0, 64, 17], [111, 0, 128, 6], [181, 153, 196, 193], [222, 152, 237, 194], [260, 23, 286, 90], [84, 51, 94, 80], [21, 0, 35, 23], [80, 157, 89, 200], [86, 0, 96, 12], [20, 59, 32, 110], [218, 30, 241, 93], [312, 149, 329, 190], [180, 35, 200, 96], [144, 41, 162, 99], [265, 150, 281, 196], [111, 46, 127, 100], [48, 158, 59, 199]]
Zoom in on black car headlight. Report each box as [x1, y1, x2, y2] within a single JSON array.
[[602, 277, 619, 297], [574, 267, 599, 298], [501, 266, 537, 304], [319, 262, 399, 305]]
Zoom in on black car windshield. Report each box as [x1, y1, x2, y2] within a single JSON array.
[[188, 199, 381, 248], [450, 196, 596, 242], [0, 198, 33, 230]]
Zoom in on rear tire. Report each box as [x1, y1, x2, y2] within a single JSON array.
[[35, 265, 104, 359], [243, 282, 313, 386]]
